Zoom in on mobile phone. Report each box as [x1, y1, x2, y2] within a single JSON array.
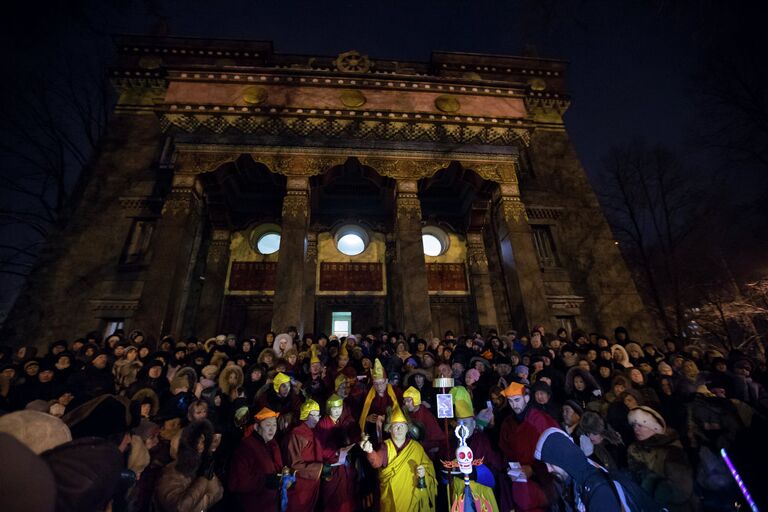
[[486, 400, 492, 409]]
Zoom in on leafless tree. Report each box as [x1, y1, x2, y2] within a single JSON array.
[[597, 141, 713, 338]]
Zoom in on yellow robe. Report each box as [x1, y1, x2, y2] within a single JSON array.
[[379, 439, 437, 512]]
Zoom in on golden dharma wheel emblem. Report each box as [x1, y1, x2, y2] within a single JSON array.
[[335, 50, 372, 73], [242, 86, 268, 105], [138, 55, 163, 70], [434, 95, 460, 113], [529, 78, 547, 91], [340, 89, 366, 108]]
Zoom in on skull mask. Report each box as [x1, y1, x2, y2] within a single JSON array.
[[454, 424, 474, 475]]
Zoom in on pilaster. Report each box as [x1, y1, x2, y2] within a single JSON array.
[[466, 231, 499, 335], [195, 229, 231, 337]]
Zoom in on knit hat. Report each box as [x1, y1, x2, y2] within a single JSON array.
[[515, 364, 529, 376], [628, 406, 666, 435], [563, 399, 584, 417], [0, 410, 72, 454]]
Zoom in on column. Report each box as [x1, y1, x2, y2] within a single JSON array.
[[272, 176, 309, 334], [494, 183, 551, 333], [385, 234, 403, 331], [132, 175, 203, 338], [195, 229, 231, 337], [395, 179, 433, 337], [301, 231, 318, 336], [467, 230, 499, 334]]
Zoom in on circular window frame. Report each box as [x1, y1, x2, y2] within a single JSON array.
[[334, 224, 370, 256], [421, 225, 450, 257], [250, 223, 282, 255]]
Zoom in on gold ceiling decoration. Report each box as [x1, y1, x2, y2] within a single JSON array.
[[242, 86, 268, 105], [138, 55, 163, 70], [340, 89, 366, 108], [434, 95, 461, 113], [334, 50, 372, 73], [528, 78, 547, 91]]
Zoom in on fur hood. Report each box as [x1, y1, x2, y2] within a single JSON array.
[[219, 365, 244, 395], [174, 419, 213, 477]]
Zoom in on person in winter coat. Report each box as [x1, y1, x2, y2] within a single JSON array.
[[534, 427, 624, 511], [228, 407, 287, 511], [155, 419, 223, 512], [627, 406, 695, 512]]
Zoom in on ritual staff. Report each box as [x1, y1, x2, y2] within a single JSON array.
[[360, 406, 437, 512], [498, 382, 559, 512], [315, 394, 360, 512], [358, 358, 402, 446], [445, 386, 500, 512], [228, 408, 287, 511], [283, 399, 324, 512], [402, 386, 446, 460]]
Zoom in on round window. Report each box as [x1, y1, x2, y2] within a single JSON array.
[[422, 234, 443, 256], [334, 225, 369, 256], [421, 226, 449, 256], [256, 232, 281, 255]]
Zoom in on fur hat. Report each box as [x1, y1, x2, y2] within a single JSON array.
[[175, 367, 198, 390], [201, 364, 219, 380], [131, 388, 160, 417], [0, 410, 72, 454], [63, 395, 135, 439], [628, 406, 666, 435], [173, 420, 214, 477], [170, 374, 191, 391], [219, 365, 244, 395]]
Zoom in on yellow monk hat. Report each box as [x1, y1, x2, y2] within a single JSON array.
[[372, 358, 387, 380], [450, 386, 474, 419], [390, 405, 408, 424], [501, 381, 526, 398], [310, 344, 321, 365], [334, 373, 346, 392], [299, 399, 320, 420], [254, 407, 279, 421], [272, 372, 291, 393], [326, 394, 343, 410], [403, 386, 422, 406], [339, 341, 349, 358]]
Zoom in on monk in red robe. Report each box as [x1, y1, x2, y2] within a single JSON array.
[[283, 399, 324, 512], [228, 407, 285, 511], [358, 358, 402, 447], [498, 382, 558, 512], [402, 386, 446, 459], [315, 394, 360, 512]]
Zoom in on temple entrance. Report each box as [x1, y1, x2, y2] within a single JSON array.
[[315, 297, 385, 338]]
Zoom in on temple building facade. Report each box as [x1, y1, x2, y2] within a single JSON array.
[[4, 35, 653, 341]]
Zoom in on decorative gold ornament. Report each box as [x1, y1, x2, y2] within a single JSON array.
[[528, 78, 546, 91], [242, 86, 268, 105], [501, 196, 528, 224], [138, 55, 163, 70], [340, 89, 366, 108], [334, 51, 372, 73], [434, 95, 460, 113]]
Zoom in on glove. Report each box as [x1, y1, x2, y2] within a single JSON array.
[[579, 434, 594, 457]]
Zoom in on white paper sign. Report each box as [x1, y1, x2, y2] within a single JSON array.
[[436, 393, 454, 419]]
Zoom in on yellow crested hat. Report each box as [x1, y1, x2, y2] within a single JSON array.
[[254, 407, 279, 421], [272, 372, 291, 393], [339, 341, 349, 358], [451, 386, 475, 419], [403, 386, 421, 406], [372, 358, 386, 380], [310, 344, 321, 365], [334, 373, 346, 391], [299, 399, 320, 420], [390, 404, 408, 424]]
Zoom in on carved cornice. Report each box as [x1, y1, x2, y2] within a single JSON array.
[[306, 232, 318, 264], [282, 192, 309, 220], [466, 231, 489, 272], [396, 194, 422, 224], [158, 108, 532, 147], [499, 196, 528, 224], [162, 187, 202, 217], [524, 92, 571, 124], [546, 294, 584, 311]]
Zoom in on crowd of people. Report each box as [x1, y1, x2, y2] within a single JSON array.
[[0, 324, 766, 511]]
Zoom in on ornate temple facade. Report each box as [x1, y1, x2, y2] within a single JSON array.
[[5, 35, 652, 341]]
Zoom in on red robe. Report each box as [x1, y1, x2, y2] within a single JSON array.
[[283, 423, 323, 512], [228, 432, 283, 512], [409, 406, 447, 457], [315, 412, 361, 512], [498, 407, 558, 512]]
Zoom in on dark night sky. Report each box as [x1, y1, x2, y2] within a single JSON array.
[[1, 1, 766, 317]]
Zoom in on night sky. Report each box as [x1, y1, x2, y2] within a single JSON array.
[[1, 1, 766, 316]]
